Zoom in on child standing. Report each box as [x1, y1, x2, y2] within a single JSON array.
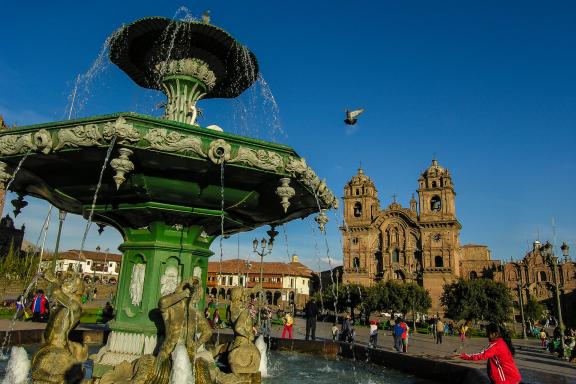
[[281, 312, 293, 339], [369, 320, 378, 348], [460, 321, 470, 342], [539, 328, 547, 349], [331, 323, 339, 341]]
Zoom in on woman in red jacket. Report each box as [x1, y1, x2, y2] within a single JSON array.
[[455, 323, 522, 384]]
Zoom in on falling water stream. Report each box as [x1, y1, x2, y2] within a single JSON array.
[[78, 136, 117, 261], [0, 206, 53, 359]]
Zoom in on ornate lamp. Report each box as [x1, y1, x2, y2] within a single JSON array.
[[561, 242, 570, 262]]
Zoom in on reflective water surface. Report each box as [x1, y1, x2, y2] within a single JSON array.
[[1, 347, 437, 383], [264, 350, 436, 384]]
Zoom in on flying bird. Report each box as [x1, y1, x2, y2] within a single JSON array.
[[344, 108, 365, 125]]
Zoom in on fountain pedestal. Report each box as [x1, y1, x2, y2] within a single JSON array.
[[93, 222, 215, 374]]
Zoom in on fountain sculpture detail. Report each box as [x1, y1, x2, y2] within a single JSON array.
[[0, 15, 337, 382]]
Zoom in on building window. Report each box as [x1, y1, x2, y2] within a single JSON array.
[[430, 196, 441, 212], [353, 202, 362, 217], [355, 188, 360, 196], [353, 257, 360, 269], [434, 256, 443, 268], [432, 181, 437, 188], [352, 237, 358, 245], [539, 271, 547, 282], [469, 271, 478, 279], [392, 249, 400, 263]]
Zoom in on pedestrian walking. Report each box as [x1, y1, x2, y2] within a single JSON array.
[[212, 307, 220, 329], [15, 294, 25, 321], [260, 306, 271, 337], [340, 314, 352, 342], [539, 328, 547, 349], [436, 318, 445, 344], [459, 320, 470, 342], [101, 302, 114, 323], [393, 317, 404, 352], [431, 316, 438, 341], [369, 320, 378, 348], [401, 319, 409, 352], [31, 290, 49, 322], [454, 323, 522, 384], [281, 312, 293, 339], [304, 298, 319, 340]]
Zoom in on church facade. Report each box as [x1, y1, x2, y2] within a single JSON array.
[[341, 160, 500, 313]]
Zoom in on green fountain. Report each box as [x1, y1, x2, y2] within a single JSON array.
[[0, 16, 336, 380]]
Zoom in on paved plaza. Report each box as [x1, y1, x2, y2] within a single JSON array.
[[273, 318, 576, 382]]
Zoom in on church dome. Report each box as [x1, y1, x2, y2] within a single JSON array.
[[347, 167, 375, 187], [422, 159, 449, 178]]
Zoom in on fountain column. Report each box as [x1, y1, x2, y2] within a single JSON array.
[[93, 222, 215, 374], [156, 58, 215, 125]]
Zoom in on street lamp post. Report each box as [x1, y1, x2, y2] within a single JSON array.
[[514, 261, 528, 339], [252, 226, 278, 325], [541, 241, 565, 336], [50, 210, 67, 274]]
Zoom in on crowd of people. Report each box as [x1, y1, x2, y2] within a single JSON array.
[[539, 325, 576, 361]]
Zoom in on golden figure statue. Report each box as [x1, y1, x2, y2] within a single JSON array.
[[31, 270, 88, 384], [213, 286, 262, 384], [157, 277, 212, 365], [99, 277, 214, 384], [99, 280, 263, 384]]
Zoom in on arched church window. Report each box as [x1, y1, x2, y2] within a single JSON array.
[[355, 188, 360, 196], [392, 249, 400, 263], [469, 271, 478, 279], [539, 271, 547, 282], [352, 237, 358, 245], [353, 202, 362, 217], [430, 196, 441, 212], [434, 256, 443, 268], [353, 257, 360, 269], [375, 252, 383, 275], [432, 181, 437, 188]]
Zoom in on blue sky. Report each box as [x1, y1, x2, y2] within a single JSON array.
[[0, 1, 574, 269]]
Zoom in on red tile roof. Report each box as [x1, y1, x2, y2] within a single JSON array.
[[42, 249, 122, 262], [208, 259, 314, 277]]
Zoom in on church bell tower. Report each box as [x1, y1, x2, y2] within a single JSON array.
[[417, 159, 462, 312], [341, 168, 380, 286]]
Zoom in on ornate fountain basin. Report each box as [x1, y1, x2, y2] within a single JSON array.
[[0, 112, 337, 235]]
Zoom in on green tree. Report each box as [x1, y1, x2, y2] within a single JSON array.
[[523, 295, 544, 322], [371, 281, 431, 314], [316, 280, 431, 321], [441, 278, 513, 323]]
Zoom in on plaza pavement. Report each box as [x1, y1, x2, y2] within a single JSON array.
[[1, 317, 575, 382], [272, 317, 576, 382]]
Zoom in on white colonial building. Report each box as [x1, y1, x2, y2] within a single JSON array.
[[207, 255, 314, 309], [41, 249, 122, 283]]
